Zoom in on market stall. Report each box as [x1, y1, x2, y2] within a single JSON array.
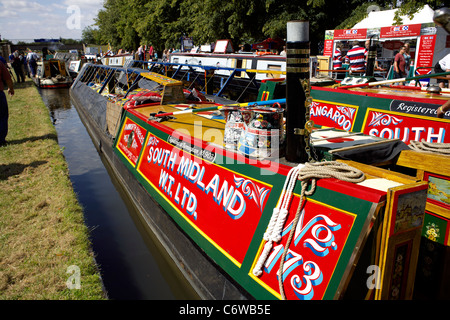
[[322, 5, 449, 84]]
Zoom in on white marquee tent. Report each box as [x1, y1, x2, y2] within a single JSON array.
[[353, 5, 436, 29], [352, 5, 449, 72]]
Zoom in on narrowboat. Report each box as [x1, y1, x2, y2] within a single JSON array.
[[34, 58, 73, 89], [70, 21, 437, 300], [169, 39, 286, 82], [101, 53, 134, 67]]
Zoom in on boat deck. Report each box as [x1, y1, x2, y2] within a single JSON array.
[[130, 104, 226, 144]]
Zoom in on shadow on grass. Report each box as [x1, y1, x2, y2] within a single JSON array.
[[0, 160, 47, 180], [12, 80, 35, 89], [5, 133, 58, 146]]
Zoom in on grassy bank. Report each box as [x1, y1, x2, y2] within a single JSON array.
[[0, 80, 106, 299]]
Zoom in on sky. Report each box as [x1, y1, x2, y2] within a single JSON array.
[[0, 0, 105, 42]]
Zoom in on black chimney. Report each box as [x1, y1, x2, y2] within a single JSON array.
[[285, 20, 310, 163]]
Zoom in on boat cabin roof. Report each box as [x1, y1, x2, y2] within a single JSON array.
[[129, 103, 226, 144]]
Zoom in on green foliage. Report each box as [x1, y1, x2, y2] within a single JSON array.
[[81, 26, 101, 44], [336, 2, 378, 30], [90, 0, 443, 54], [392, 0, 439, 25]]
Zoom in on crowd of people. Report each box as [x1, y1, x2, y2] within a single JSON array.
[[333, 39, 413, 80], [332, 38, 450, 91], [133, 45, 181, 62], [333, 40, 372, 74], [0, 49, 41, 83], [0, 49, 42, 147]]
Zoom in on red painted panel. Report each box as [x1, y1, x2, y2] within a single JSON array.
[[117, 118, 146, 166], [363, 109, 450, 144], [136, 132, 273, 265], [253, 197, 356, 300]]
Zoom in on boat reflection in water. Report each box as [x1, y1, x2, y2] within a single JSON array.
[[38, 88, 199, 300]]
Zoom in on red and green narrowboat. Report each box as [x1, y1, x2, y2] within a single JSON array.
[[70, 62, 432, 300], [68, 21, 442, 300]]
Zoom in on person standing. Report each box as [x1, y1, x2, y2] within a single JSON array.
[[11, 51, 25, 83], [0, 61, 14, 146], [27, 50, 38, 78], [345, 41, 366, 74], [333, 42, 344, 70], [403, 42, 411, 75], [148, 46, 154, 61], [393, 46, 407, 79], [364, 39, 370, 63], [137, 45, 144, 61]]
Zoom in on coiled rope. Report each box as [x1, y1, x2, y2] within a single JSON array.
[[409, 140, 450, 155], [252, 161, 365, 300]]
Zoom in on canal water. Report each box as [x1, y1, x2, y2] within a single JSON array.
[[38, 88, 199, 300]]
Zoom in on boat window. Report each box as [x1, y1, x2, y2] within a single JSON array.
[[267, 64, 282, 78]]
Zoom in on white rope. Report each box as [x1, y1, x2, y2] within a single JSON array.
[[409, 140, 450, 155], [253, 164, 304, 277], [252, 161, 366, 300]]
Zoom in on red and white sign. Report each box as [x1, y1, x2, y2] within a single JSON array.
[[416, 35, 436, 75], [323, 39, 334, 57], [363, 109, 449, 144], [310, 101, 357, 132], [380, 24, 422, 38], [117, 118, 146, 166], [136, 132, 272, 265], [333, 29, 367, 40]]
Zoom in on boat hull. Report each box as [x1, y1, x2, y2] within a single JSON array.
[[35, 79, 72, 89]]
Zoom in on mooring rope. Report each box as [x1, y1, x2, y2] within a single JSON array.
[[252, 161, 365, 300], [409, 140, 450, 155], [252, 164, 304, 278]]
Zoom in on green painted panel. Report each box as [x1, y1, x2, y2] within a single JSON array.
[[422, 213, 448, 245]]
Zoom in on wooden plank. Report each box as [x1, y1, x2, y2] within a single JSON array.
[[397, 150, 450, 177], [140, 72, 183, 86], [337, 160, 419, 185], [106, 101, 122, 136]]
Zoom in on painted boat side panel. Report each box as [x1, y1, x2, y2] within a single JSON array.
[[311, 87, 450, 144], [113, 110, 386, 300]]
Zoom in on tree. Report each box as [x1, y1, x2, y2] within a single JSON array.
[[90, 0, 445, 54], [95, 0, 128, 49], [82, 26, 103, 44]]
